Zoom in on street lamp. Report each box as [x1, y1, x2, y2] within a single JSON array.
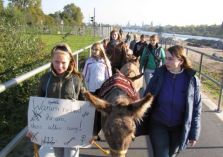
[[61, 20, 64, 34]]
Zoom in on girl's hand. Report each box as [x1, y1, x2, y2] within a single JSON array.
[[89, 137, 94, 144], [26, 131, 33, 139], [89, 136, 100, 144]]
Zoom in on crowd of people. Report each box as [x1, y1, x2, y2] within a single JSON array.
[[28, 29, 202, 157]]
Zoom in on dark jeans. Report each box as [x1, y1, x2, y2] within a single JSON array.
[[150, 119, 182, 157]]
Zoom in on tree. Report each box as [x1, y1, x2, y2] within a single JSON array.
[[7, 0, 45, 26], [61, 3, 83, 26], [8, 0, 41, 10], [0, 0, 3, 13], [25, 4, 45, 25], [44, 15, 56, 27], [49, 11, 62, 25]]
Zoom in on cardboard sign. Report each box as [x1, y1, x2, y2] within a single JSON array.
[[28, 96, 95, 148]]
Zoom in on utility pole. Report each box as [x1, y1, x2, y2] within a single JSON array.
[[93, 8, 96, 37], [90, 8, 96, 37]]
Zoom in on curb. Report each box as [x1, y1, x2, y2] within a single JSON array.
[[202, 93, 223, 121]]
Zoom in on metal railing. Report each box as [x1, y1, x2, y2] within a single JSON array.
[[0, 41, 222, 157], [0, 41, 99, 157], [185, 47, 223, 112]]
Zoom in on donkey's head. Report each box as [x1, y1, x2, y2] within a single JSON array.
[[84, 91, 153, 157], [120, 59, 143, 92]]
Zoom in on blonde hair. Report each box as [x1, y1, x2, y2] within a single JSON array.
[[167, 45, 192, 69], [51, 43, 82, 78], [91, 42, 111, 70]]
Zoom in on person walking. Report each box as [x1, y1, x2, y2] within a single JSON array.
[[36, 43, 85, 157], [125, 32, 131, 45], [83, 42, 112, 92], [144, 45, 202, 157], [119, 28, 123, 38], [140, 34, 165, 86], [106, 29, 128, 74], [133, 34, 147, 58], [129, 34, 138, 51]]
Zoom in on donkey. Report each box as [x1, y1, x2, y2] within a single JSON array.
[[119, 58, 143, 92], [83, 61, 153, 157]]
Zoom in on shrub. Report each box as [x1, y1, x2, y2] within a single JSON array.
[[0, 16, 44, 149]]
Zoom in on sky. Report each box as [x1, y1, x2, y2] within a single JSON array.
[[4, 0, 223, 26]]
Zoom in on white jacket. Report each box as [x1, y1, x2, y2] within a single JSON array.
[[83, 57, 112, 92]]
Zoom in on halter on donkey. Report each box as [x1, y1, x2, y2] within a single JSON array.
[[83, 61, 153, 157]]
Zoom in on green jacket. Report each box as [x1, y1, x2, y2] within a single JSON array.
[[37, 70, 84, 100], [140, 45, 165, 71]]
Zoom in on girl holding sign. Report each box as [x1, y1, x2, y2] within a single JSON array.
[[36, 43, 84, 157]]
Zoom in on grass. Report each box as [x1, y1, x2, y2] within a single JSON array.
[[33, 34, 102, 69], [192, 62, 223, 108], [40, 34, 101, 55]]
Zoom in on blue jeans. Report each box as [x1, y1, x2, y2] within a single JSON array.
[[150, 120, 182, 157], [144, 69, 154, 86]]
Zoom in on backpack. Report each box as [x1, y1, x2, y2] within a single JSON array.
[[153, 47, 162, 68], [144, 46, 162, 69]]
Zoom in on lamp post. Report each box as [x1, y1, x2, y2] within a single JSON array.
[[61, 20, 64, 34]]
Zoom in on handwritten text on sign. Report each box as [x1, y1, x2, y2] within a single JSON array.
[[28, 96, 95, 148]]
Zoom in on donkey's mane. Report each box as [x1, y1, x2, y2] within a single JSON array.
[[115, 95, 132, 106]]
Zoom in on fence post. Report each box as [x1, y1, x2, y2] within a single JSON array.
[[76, 54, 79, 71], [198, 54, 203, 79], [217, 78, 223, 112], [89, 48, 92, 57]]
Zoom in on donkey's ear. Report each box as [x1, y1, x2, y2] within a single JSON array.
[[83, 91, 112, 114], [127, 93, 153, 121]]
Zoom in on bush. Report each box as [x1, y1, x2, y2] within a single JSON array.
[[0, 16, 45, 149]]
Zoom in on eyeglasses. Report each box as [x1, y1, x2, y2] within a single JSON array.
[[165, 57, 181, 62]]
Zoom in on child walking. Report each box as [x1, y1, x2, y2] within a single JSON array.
[[140, 34, 165, 86], [37, 43, 84, 157], [83, 42, 112, 92]]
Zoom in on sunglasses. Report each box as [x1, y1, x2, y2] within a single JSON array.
[[54, 45, 68, 52]]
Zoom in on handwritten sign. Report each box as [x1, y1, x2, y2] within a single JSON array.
[[28, 96, 95, 148]]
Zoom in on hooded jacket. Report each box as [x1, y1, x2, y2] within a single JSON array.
[[37, 69, 84, 100], [144, 66, 202, 150]]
